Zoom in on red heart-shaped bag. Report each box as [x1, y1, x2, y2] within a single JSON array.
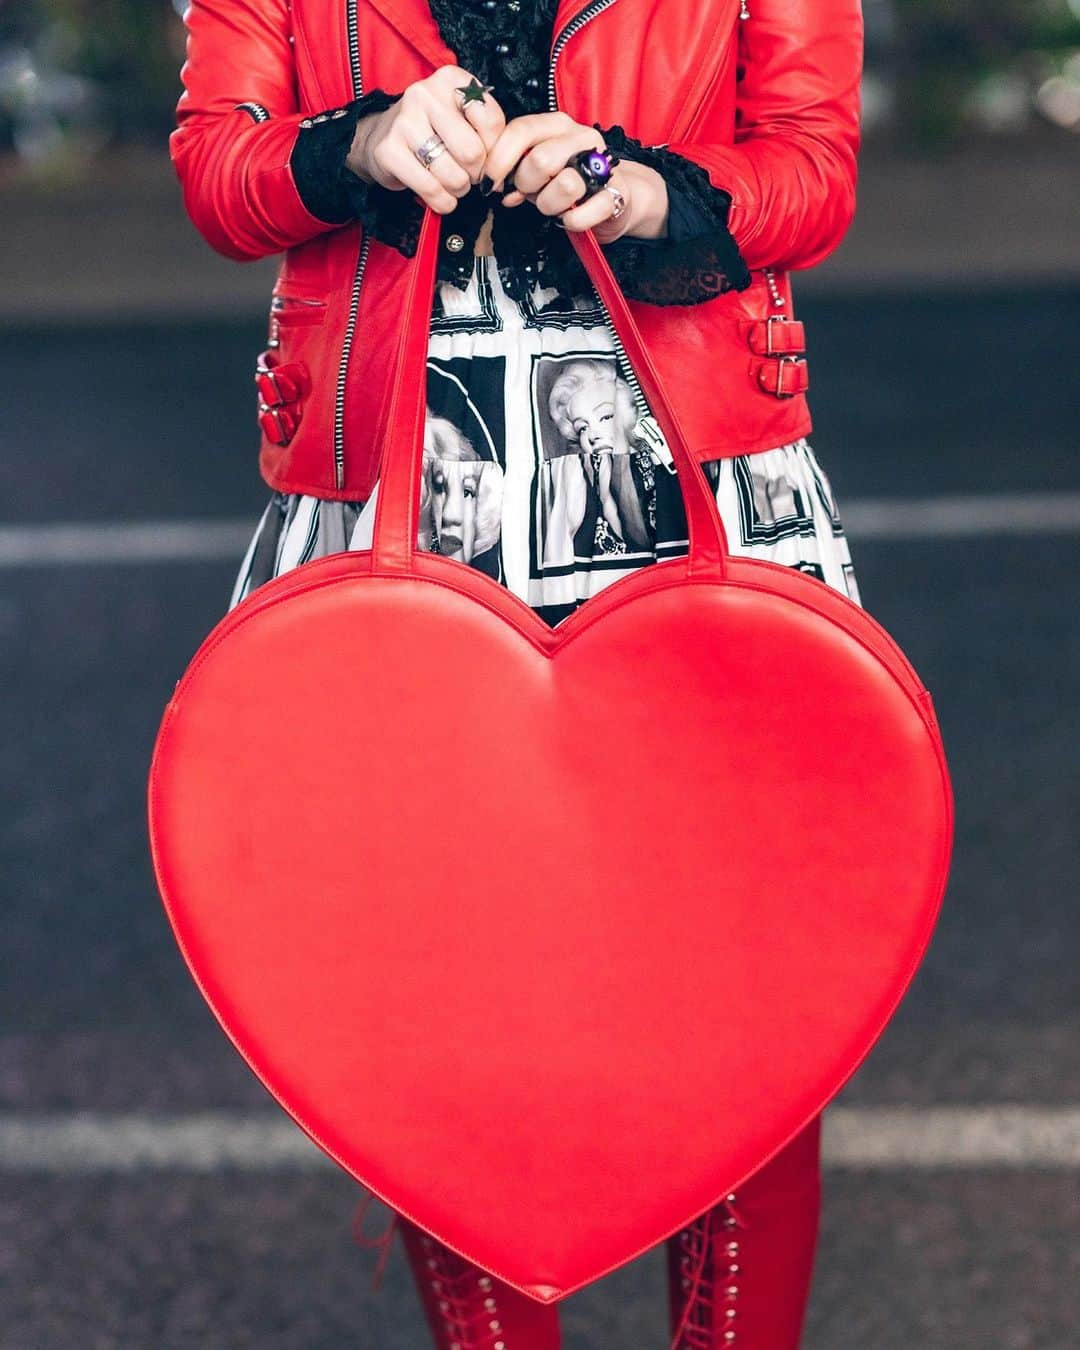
[[148, 207, 953, 1303]]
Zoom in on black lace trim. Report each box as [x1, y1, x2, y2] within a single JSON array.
[[289, 106, 751, 307], [290, 89, 405, 227], [426, 0, 560, 125], [597, 123, 752, 304], [290, 98, 587, 303]]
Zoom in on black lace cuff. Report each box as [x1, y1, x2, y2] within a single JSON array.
[[593, 123, 752, 305], [289, 105, 755, 310], [290, 89, 418, 240]]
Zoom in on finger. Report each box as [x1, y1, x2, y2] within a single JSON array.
[[508, 122, 602, 204], [378, 116, 461, 213], [423, 84, 496, 186], [440, 69, 507, 157], [557, 179, 624, 234], [500, 122, 598, 206], [533, 164, 596, 218], [483, 111, 574, 192]]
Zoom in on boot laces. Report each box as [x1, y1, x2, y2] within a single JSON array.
[[417, 1237, 510, 1349], [669, 1192, 748, 1350]]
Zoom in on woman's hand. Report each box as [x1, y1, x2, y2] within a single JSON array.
[[484, 112, 670, 244], [346, 65, 508, 214]]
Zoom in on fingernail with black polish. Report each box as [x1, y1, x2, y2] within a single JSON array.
[[479, 175, 494, 195]]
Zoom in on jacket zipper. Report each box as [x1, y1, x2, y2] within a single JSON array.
[[548, 0, 676, 470], [336, 0, 717, 487], [333, 0, 371, 490], [235, 101, 271, 123], [547, 0, 641, 412]]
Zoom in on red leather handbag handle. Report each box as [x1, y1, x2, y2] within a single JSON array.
[[371, 204, 729, 579]]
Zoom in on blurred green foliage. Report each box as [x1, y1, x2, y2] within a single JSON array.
[[43, 0, 182, 134], [892, 0, 1080, 145], [0, 0, 181, 153], [54, 0, 179, 127]]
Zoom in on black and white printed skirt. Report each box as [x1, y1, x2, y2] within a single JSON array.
[[230, 253, 862, 624]]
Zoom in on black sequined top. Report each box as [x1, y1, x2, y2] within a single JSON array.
[[289, 0, 751, 308]]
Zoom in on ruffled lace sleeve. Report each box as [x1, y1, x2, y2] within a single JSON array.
[[288, 89, 423, 255], [593, 123, 753, 305]]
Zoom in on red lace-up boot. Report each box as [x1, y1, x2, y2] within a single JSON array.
[[397, 1214, 563, 1350], [665, 1113, 823, 1349]]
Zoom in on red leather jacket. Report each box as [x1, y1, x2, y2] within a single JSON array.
[[171, 0, 863, 500]]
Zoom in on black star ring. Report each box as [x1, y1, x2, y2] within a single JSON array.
[[456, 77, 495, 107]]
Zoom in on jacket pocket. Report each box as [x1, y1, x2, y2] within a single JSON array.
[[259, 298, 324, 447], [270, 295, 328, 328]]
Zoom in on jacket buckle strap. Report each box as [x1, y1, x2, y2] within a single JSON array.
[[259, 405, 300, 446], [255, 349, 307, 445], [747, 316, 805, 356], [755, 355, 808, 399], [256, 362, 305, 408]]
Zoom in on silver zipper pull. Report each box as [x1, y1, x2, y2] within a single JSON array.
[[740, 0, 750, 18], [635, 413, 678, 474]]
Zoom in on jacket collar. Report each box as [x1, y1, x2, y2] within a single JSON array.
[[362, 0, 603, 72]]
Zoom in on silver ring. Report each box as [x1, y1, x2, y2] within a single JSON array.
[[603, 183, 626, 219], [415, 134, 446, 168]]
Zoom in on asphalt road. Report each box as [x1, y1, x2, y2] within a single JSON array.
[[1, 285, 1078, 1348]]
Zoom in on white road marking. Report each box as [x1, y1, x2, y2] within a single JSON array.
[[0, 1107, 1077, 1173], [822, 1106, 1080, 1168], [1, 493, 1080, 567], [841, 492, 1080, 538], [0, 519, 254, 566]]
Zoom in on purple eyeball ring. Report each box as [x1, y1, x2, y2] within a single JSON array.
[[568, 145, 621, 202]]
